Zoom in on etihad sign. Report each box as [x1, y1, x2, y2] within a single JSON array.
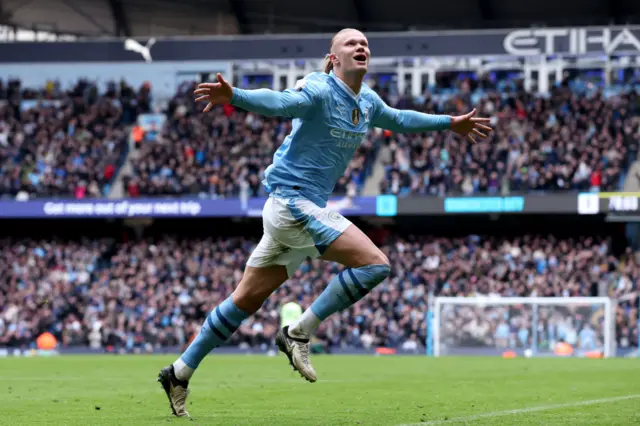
[[503, 28, 640, 56]]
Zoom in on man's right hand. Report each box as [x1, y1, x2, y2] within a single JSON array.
[[449, 108, 493, 144], [193, 73, 234, 113]]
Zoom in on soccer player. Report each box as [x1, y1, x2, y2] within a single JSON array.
[[158, 28, 492, 417]]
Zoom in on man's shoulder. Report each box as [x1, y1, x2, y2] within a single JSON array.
[[294, 72, 331, 94]]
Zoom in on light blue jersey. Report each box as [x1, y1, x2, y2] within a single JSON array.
[[230, 71, 451, 207]]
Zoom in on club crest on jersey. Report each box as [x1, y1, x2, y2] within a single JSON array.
[[328, 211, 342, 222], [351, 108, 360, 125]]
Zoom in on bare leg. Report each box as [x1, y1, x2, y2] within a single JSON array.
[[290, 224, 390, 337], [232, 265, 289, 314], [172, 264, 287, 378], [280, 224, 391, 382], [159, 263, 289, 417], [320, 224, 389, 267]]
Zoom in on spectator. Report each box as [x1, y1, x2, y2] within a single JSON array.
[[123, 82, 379, 199], [379, 87, 639, 196], [0, 78, 148, 199], [1, 233, 636, 353]]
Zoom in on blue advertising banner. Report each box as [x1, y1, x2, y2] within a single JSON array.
[[444, 196, 526, 213], [1, 192, 635, 219], [0, 196, 380, 219]]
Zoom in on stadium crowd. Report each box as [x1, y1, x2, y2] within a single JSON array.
[[0, 78, 149, 199], [122, 81, 378, 199], [123, 78, 640, 199], [3, 77, 638, 200], [1, 233, 637, 354], [379, 84, 639, 196], [1, 76, 639, 357]]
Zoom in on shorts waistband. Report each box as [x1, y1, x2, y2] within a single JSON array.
[[271, 185, 301, 194], [268, 185, 327, 208]]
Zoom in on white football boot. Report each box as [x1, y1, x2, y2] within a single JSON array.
[[157, 365, 190, 417], [275, 326, 317, 383]]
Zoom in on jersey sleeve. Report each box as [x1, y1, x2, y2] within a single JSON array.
[[369, 92, 451, 133], [230, 79, 325, 120]]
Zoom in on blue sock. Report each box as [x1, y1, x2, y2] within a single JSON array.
[[310, 264, 391, 321], [180, 296, 249, 369]]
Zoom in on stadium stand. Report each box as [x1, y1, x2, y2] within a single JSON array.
[[0, 1, 638, 359], [121, 82, 378, 199], [111, 75, 638, 198], [1, 229, 637, 353], [0, 64, 639, 358], [0, 78, 151, 199], [4, 1, 640, 423], [379, 87, 638, 196]]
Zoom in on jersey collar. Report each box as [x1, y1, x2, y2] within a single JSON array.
[[329, 71, 361, 101]]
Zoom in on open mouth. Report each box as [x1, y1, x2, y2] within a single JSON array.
[[354, 54, 367, 63]]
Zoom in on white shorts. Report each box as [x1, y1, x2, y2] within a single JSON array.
[[247, 193, 352, 277]]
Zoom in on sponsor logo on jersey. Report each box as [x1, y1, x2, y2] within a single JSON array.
[[329, 128, 366, 148]]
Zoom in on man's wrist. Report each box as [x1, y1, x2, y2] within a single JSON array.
[[230, 87, 240, 105], [447, 115, 454, 129]]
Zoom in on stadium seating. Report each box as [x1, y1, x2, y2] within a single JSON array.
[[121, 80, 638, 198], [122, 82, 378, 198], [1, 233, 636, 352], [379, 87, 638, 196], [4, 77, 635, 200], [0, 79, 149, 199], [1, 76, 638, 356]]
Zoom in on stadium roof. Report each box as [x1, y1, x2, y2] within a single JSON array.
[[1, 0, 640, 38]]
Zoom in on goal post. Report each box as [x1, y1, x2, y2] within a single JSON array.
[[613, 291, 640, 358], [430, 297, 614, 358]]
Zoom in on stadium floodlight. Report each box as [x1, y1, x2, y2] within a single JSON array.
[[429, 297, 614, 358]]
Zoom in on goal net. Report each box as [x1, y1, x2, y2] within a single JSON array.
[[431, 297, 614, 358]]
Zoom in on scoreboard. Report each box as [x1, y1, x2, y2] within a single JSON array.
[[598, 192, 640, 221]]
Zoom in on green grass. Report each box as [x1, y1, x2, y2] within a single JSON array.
[[1, 355, 639, 425]]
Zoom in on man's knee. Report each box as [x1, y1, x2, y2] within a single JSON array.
[[359, 251, 391, 285], [369, 250, 390, 270], [231, 284, 256, 313], [232, 284, 267, 315], [232, 265, 288, 314]]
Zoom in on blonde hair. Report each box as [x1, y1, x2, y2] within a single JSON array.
[[323, 28, 360, 74], [323, 54, 334, 74]]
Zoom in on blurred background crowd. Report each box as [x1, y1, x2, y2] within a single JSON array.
[[0, 68, 639, 356], [3, 74, 638, 201], [1, 230, 637, 353]]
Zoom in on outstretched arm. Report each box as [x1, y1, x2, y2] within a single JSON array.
[[230, 87, 315, 118], [194, 73, 318, 119], [371, 95, 493, 143], [372, 103, 452, 133]]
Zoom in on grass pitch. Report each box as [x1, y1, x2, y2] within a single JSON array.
[[1, 355, 639, 425]]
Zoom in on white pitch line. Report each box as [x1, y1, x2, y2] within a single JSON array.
[[397, 394, 640, 426]]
